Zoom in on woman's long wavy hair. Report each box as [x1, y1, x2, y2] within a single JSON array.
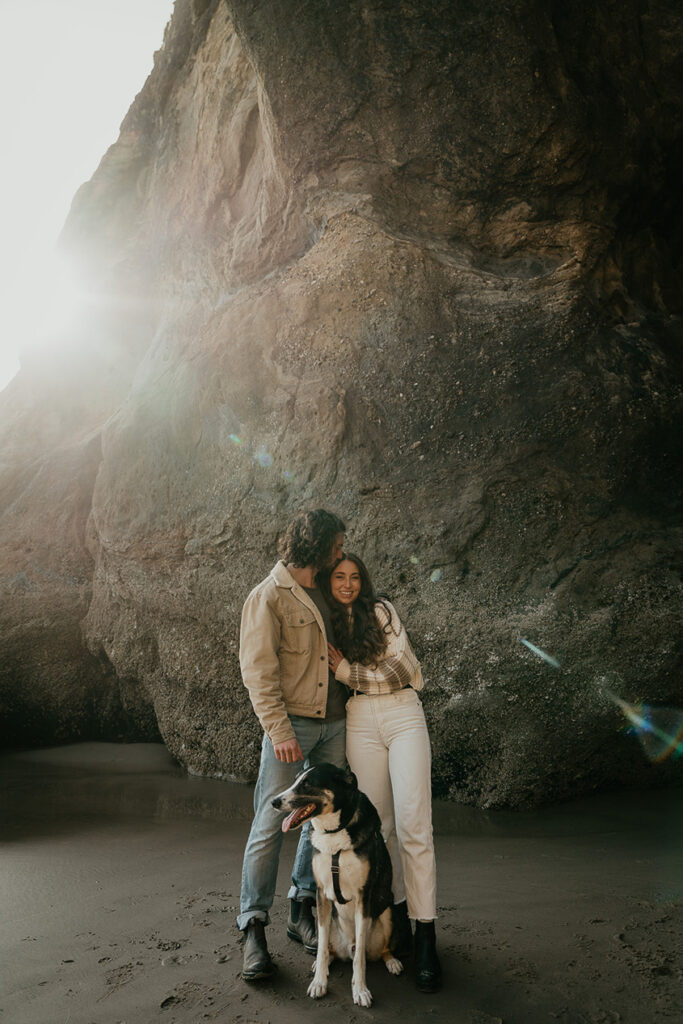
[[318, 552, 390, 665]]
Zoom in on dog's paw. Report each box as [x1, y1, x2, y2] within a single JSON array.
[[384, 955, 403, 975], [352, 984, 373, 1007], [307, 978, 328, 1000]]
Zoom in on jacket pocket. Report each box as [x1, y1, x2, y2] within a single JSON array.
[[280, 607, 317, 654]]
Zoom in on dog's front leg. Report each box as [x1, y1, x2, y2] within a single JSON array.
[[351, 902, 372, 1007], [308, 890, 331, 999]]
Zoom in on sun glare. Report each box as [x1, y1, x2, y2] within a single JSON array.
[[0, 0, 174, 393], [2, 253, 90, 370], [33, 257, 89, 344]]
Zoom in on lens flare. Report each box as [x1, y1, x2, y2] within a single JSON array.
[[517, 639, 681, 764], [604, 690, 683, 763], [430, 568, 443, 583], [519, 637, 561, 669], [409, 555, 419, 565], [229, 434, 242, 446]]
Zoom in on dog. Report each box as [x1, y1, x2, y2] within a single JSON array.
[[272, 762, 403, 1007]]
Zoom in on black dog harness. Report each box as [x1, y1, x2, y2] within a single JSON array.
[[324, 811, 353, 906], [331, 850, 349, 905]]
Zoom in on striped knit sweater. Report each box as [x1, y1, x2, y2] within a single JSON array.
[[334, 600, 424, 695]]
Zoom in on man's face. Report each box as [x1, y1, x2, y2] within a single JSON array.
[[328, 532, 345, 567]]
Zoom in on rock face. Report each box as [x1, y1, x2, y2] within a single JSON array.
[[0, 0, 681, 806]]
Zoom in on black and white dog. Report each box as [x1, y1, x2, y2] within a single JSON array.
[[272, 762, 402, 1007]]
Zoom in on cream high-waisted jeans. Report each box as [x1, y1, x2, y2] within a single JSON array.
[[345, 686, 437, 920]]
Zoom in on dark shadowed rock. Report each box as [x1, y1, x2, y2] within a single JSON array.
[[0, 0, 681, 805]]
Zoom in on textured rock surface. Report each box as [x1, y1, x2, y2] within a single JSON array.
[[0, 0, 681, 805]]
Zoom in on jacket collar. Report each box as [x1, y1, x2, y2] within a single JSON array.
[[270, 560, 325, 631], [270, 560, 319, 592], [270, 559, 297, 588]]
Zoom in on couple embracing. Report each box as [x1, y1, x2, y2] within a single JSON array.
[[237, 508, 441, 993]]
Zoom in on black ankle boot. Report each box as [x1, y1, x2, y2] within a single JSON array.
[[392, 901, 413, 959], [286, 897, 318, 954], [242, 918, 276, 981], [414, 920, 441, 992]]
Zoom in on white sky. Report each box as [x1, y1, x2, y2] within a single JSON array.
[[0, 0, 175, 392]]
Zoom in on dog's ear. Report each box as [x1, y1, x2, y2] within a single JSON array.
[[343, 765, 358, 790]]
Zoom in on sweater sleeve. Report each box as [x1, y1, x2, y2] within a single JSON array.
[[334, 601, 424, 694]]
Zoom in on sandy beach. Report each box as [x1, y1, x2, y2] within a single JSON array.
[[1, 743, 681, 1024]]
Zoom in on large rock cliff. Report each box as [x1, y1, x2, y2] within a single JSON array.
[[1, 0, 681, 806]]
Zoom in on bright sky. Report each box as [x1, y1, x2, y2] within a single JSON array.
[[0, 0, 175, 393]]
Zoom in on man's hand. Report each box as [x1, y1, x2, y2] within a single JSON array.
[[273, 737, 304, 763], [328, 642, 344, 674]]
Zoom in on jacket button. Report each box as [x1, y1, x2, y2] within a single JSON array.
[[316, 710, 321, 715], [320, 655, 325, 660], [318, 682, 323, 687]]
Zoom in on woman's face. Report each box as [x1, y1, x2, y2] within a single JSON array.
[[329, 559, 362, 606]]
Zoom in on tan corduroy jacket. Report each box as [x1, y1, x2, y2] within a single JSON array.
[[239, 560, 331, 745]]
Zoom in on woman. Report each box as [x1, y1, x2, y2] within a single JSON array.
[[318, 553, 441, 993]]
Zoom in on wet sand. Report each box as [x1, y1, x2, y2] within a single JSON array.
[[0, 743, 681, 1024]]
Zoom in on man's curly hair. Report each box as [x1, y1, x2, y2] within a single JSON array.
[[278, 509, 346, 569]]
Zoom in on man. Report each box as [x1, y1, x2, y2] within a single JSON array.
[[237, 508, 347, 980]]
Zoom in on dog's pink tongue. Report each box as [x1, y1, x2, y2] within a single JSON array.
[[281, 803, 316, 833], [281, 810, 298, 833]]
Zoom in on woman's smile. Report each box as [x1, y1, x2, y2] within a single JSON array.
[[330, 559, 362, 605]]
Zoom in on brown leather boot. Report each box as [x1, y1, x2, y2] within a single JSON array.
[[286, 897, 318, 954], [242, 918, 276, 981]]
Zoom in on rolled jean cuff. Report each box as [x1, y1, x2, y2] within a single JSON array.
[[236, 909, 269, 931], [287, 884, 317, 901]]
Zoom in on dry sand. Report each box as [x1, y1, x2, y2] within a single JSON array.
[[0, 743, 681, 1024]]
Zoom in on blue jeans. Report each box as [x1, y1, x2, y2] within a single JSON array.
[[237, 715, 346, 930]]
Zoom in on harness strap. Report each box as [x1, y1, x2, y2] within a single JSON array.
[[331, 850, 349, 905]]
